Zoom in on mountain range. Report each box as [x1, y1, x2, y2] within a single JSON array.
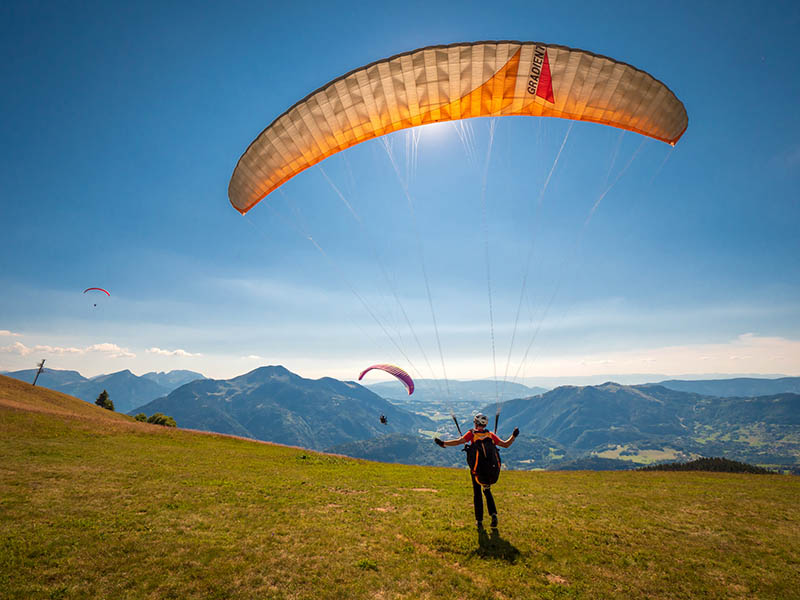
[[2, 368, 205, 413], [129, 366, 434, 451], [5, 363, 798, 471], [653, 377, 800, 397], [364, 378, 549, 423], [334, 381, 800, 472], [367, 375, 800, 421], [490, 383, 798, 470]]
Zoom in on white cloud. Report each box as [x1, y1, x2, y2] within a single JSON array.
[[243, 354, 263, 360], [36, 345, 85, 355], [0, 330, 21, 337], [510, 333, 800, 378], [86, 343, 135, 359], [146, 347, 202, 357], [1, 342, 34, 356], [0, 341, 134, 358]]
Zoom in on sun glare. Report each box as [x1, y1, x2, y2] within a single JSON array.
[[417, 120, 456, 141]]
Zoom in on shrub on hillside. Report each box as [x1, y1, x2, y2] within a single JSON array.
[[95, 390, 114, 411], [146, 413, 177, 427], [133, 413, 147, 422]]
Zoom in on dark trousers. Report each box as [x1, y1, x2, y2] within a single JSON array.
[[472, 475, 497, 522]]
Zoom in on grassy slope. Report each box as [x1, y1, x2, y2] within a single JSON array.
[[1, 374, 798, 600]]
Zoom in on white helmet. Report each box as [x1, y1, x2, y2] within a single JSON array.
[[473, 413, 489, 427]]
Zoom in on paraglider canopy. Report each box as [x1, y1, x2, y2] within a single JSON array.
[[229, 40, 687, 214], [83, 287, 110, 308], [83, 287, 110, 296], [358, 364, 415, 395]]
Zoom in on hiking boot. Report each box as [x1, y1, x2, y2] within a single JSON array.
[[490, 514, 498, 528], [476, 520, 484, 530]]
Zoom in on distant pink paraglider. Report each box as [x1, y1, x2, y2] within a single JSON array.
[[358, 364, 414, 395]]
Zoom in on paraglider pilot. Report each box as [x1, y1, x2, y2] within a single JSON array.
[[435, 414, 519, 529]]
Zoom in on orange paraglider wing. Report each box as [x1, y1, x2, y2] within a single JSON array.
[[229, 41, 687, 214]]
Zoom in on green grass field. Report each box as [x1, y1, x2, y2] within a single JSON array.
[[2, 374, 798, 599]]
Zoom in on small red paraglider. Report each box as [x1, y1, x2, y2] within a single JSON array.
[[83, 287, 110, 296], [83, 287, 110, 307]]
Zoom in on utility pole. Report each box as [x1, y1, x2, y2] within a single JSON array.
[[32, 359, 45, 386]]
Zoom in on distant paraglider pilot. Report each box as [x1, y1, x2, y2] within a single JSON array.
[[435, 414, 519, 529], [379, 414, 388, 425], [83, 287, 110, 309]]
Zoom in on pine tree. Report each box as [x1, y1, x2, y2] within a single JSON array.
[[95, 389, 114, 411]]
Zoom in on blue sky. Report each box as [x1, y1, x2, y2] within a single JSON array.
[[1, 0, 798, 384]]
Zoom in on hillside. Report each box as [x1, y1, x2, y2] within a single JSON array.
[[2, 374, 799, 599], [494, 383, 698, 450], [3, 367, 201, 413], [492, 383, 800, 471], [130, 366, 435, 450]]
